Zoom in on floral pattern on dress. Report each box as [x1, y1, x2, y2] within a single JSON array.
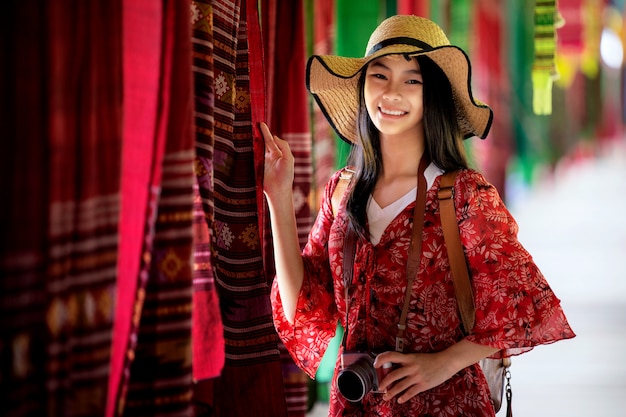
[[271, 168, 575, 417]]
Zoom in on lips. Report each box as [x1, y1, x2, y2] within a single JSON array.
[[379, 107, 407, 116]]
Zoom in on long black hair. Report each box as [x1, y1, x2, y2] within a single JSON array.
[[345, 55, 468, 238]]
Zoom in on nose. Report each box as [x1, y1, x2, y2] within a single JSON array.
[[382, 82, 401, 101]]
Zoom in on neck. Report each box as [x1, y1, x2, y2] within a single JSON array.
[[379, 132, 425, 178]]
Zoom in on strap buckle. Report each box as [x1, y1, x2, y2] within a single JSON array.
[[395, 336, 405, 352], [437, 186, 454, 201]]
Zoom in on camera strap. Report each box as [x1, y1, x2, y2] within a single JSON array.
[[334, 155, 429, 354], [396, 155, 428, 352]]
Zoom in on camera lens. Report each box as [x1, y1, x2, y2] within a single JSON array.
[[337, 357, 377, 402]]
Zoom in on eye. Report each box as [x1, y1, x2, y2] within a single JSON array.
[[406, 79, 422, 85], [369, 73, 387, 80]]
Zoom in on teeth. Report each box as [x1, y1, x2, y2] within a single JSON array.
[[380, 108, 405, 116]]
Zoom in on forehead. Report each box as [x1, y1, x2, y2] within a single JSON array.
[[368, 54, 421, 70]]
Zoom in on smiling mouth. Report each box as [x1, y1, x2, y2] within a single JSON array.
[[379, 107, 407, 116]]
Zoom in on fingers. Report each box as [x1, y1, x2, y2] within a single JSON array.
[[260, 122, 281, 154]]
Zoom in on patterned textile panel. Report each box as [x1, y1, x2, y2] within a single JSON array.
[[212, 0, 280, 366], [120, 0, 196, 414], [0, 1, 123, 416], [190, 0, 226, 382], [207, 0, 288, 416], [123, 150, 196, 416], [262, 1, 313, 415], [46, 195, 120, 416]]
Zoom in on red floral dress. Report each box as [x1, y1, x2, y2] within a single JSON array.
[[271, 169, 575, 417]]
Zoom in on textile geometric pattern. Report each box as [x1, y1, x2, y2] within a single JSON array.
[[211, 0, 280, 368], [45, 195, 120, 414], [191, 182, 224, 380], [206, 1, 288, 416], [112, 0, 196, 415], [533, 0, 559, 115], [261, 2, 312, 415], [123, 150, 195, 417], [0, 1, 123, 415]]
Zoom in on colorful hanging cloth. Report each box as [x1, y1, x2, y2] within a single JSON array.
[[262, 0, 313, 415], [1, 2, 123, 416], [201, 0, 288, 415], [109, 0, 195, 415], [190, 0, 226, 383], [532, 0, 561, 115]]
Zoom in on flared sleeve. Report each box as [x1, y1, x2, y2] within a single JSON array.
[[453, 170, 575, 357], [270, 170, 345, 378]]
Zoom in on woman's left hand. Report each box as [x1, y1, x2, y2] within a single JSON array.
[[373, 351, 454, 404], [373, 339, 499, 404]]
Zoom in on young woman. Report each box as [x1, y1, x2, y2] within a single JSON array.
[[261, 15, 575, 416]]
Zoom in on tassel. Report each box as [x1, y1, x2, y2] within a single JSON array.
[[532, 0, 558, 115], [532, 70, 553, 115]]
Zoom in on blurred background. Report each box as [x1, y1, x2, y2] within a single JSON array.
[[1, 0, 624, 416]]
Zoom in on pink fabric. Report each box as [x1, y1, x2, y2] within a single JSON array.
[[272, 169, 575, 416], [262, 2, 312, 415], [109, 0, 176, 414]]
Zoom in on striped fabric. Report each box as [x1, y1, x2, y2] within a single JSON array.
[[190, 0, 226, 382], [204, 0, 288, 416], [1, 1, 122, 416], [533, 0, 558, 114], [123, 149, 196, 416], [262, 1, 313, 415], [112, 1, 196, 415]]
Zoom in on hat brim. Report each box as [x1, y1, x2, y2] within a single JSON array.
[[307, 45, 493, 144]]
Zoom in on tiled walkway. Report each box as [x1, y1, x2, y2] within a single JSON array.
[[308, 139, 626, 416]]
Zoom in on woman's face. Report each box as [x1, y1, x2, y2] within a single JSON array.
[[363, 55, 424, 141]]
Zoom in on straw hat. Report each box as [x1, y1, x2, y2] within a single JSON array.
[[306, 15, 493, 144]]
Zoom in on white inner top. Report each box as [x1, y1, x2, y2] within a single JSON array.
[[367, 163, 444, 245]]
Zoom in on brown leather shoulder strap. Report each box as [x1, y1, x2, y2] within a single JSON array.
[[396, 155, 429, 352], [438, 170, 476, 335], [331, 168, 354, 218]]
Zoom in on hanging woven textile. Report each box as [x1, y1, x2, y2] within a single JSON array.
[[201, 0, 288, 415], [532, 0, 562, 115], [110, 0, 196, 415], [261, 1, 313, 415], [2, 2, 123, 416], [189, 0, 225, 385]]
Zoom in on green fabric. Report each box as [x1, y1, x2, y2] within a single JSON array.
[[449, 0, 472, 53], [507, 0, 550, 185], [532, 0, 557, 115], [429, 0, 443, 25], [334, 0, 380, 167]]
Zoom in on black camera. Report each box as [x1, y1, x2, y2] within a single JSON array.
[[337, 352, 394, 402]]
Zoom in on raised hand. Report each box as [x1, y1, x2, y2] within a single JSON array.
[[260, 122, 294, 200]]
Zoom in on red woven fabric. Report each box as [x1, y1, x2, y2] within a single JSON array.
[[1, 1, 122, 416], [262, 2, 312, 415], [190, 0, 225, 382], [108, 1, 164, 415]]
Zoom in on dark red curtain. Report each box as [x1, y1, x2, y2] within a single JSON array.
[[1, 1, 122, 416], [2, 1, 291, 416]]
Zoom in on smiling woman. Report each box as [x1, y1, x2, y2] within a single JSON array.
[[262, 14, 575, 417]]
